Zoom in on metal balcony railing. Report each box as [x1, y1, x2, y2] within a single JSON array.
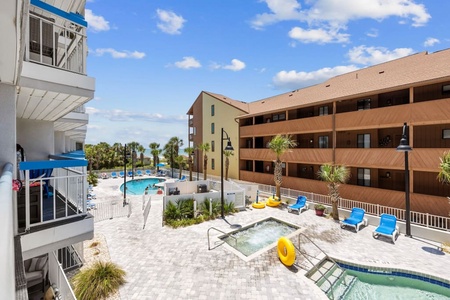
[[17, 158, 88, 233], [26, 0, 88, 75]]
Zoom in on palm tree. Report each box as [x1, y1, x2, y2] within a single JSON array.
[[223, 150, 234, 180], [149, 142, 160, 168], [127, 142, 142, 176], [163, 137, 184, 177], [317, 164, 350, 221], [137, 145, 145, 167], [437, 151, 450, 216], [174, 155, 185, 179], [268, 135, 297, 199], [198, 143, 210, 180], [184, 147, 195, 181]]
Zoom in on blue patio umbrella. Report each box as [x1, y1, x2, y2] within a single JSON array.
[[156, 163, 165, 167]]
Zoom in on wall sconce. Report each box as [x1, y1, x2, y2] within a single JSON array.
[[386, 172, 390, 178], [309, 139, 313, 143]]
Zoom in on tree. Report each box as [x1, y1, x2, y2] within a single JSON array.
[[127, 142, 142, 176], [149, 142, 161, 168], [223, 150, 234, 180], [198, 143, 210, 180], [184, 147, 195, 181], [174, 155, 185, 179], [137, 145, 145, 167], [437, 151, 450, 216], [163, 137, 183, 177], [317, 164, 350, 221], [268, 135, 297, 199]]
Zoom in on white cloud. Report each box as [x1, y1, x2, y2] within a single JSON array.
[[251, 0, 303, 29], [92, 48, 146, 59], [347, 45, 414, 65], [173, 56, 201, 69], [156, 9, 186, 35], [219, 59, 246, 71], [273, 65, 359, 89], [288, 27, 349, 44], [366, 28, 378, 38], [86, 107, 187, 124], [85, 9, 110, 32], [253, 0, 430, 28], [423, 37, 440, 47]]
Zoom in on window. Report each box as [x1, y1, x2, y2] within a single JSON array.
[[319, 106, 329, 116], [272, 113, 286, 121], [443, 85, 450, 94], [357, 134, 371, 148], [443, 129, 450, 139], [211, 159, 215, 170], [211, 123, 215, 134], [211, 141, 215, 152], [319, 136, 329, 148], [357, 168, 371, 186], [357, 99, 371, 110], [211, 104, 215, 116]]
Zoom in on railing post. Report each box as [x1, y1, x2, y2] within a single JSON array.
[[426, 213, 429, 228], [376, 204, 380, 216]]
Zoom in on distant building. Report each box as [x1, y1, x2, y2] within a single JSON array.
[[187, 91, 249, 179]]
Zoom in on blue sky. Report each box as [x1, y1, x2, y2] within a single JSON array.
[[84, 0, 448, 149]]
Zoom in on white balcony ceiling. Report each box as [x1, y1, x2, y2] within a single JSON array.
[[16, 86, 90, 122]]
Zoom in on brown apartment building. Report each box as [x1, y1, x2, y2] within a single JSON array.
[[240, 49, 450, 217], [189, 49, 450, 217]]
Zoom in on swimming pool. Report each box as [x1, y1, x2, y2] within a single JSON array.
[[119, 178, 166, 195], [220, 217, 303, 261], [327, 261, 450, 299]]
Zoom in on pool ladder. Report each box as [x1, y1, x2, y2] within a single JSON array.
[[207, 227, 237, 250], [294, 233, 353, 299]]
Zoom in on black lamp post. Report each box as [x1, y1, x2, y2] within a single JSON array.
[[396, 122, 413, 237], [123, 144, 128, 206], [132, 149, 136, 180], [221, 128, 234, 218], [171, 143, 174, 178]]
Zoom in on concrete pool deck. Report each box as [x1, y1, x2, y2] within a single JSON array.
[[90, 177, 450, 299]]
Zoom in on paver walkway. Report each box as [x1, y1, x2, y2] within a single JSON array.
[[92, 178, 450, 299]]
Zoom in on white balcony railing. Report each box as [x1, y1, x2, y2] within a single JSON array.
[[258, 184, 450, 232], [26, 1, 87, 75], [49, 251, 77, 300], [18, 159, 88, 233]]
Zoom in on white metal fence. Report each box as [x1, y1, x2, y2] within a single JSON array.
[[258, 184, 450, 232], [89, 201, 132, 223]]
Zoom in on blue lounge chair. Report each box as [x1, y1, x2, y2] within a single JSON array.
[[340, 207, 368, 232], [111, 172, 118, 178], [145, 170, 151, 176], [373, 214, 399, 243], [127, 171, 133, 177], [136, 170, 143, 176], [287, 196, 307, 214], [119, 171, 124, 178]]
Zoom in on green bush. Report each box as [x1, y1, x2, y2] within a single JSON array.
[[164, 199, 195, 221], [199, 198, 221, 219], [87, 171, 98, 186], [71, 261, 126, 300]]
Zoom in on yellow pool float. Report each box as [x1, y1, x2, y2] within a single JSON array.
[[266, 196, 281, 207], [277, 236, 296, 266], [252, 201, 266, 209]]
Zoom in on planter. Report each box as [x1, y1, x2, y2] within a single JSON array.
[[315, 209, 325, 216]]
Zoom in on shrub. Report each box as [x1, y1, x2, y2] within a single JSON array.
[[314, 204, 326, 210], [164, 199, 195, 221], [72, 261, 126, 300], [87, 172, 98, 186]]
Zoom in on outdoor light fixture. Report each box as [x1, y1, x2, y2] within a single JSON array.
[[221, 128, 234, 218], [396, 122, 412, 237]]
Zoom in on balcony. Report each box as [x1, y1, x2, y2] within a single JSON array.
[[240, 115, 333, 137], [240, 148, 333, 165], [27, 1, 88, 75], [17, 158, 93, 258]]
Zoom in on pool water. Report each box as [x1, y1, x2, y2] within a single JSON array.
[[120, 178, 166, 195], [336, 269, 450, 300], [221, 218, 298, 257]]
